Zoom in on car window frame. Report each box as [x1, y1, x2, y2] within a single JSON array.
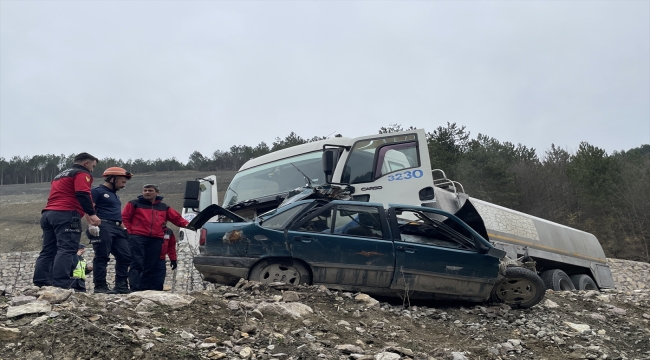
[[388, 206, 485, 252], [289, 202, 335, 233], [290, 202, 391, 240]]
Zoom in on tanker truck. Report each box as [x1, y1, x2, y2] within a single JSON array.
[[180, 129, 615, 292]]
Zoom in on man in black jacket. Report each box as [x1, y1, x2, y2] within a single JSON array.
[[90, 167, 133, 294]]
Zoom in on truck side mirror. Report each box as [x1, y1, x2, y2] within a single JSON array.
[[419, 187, 435, 201], [183, 180, 200, 209], [322, 149, 336, 177]]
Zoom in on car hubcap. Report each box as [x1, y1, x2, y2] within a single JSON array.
[[257, 264, 300, 284], [495, 277, 537, 304]]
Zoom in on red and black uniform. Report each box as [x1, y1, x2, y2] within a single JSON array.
[[160, 228, 178, 262], [33, 164, 96, 288], [151, 227, 178, 291], [43, 165, 96, 216], [123, 195, 188, 291]]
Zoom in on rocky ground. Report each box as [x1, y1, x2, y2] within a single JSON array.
[[1, 280, 649, 360]]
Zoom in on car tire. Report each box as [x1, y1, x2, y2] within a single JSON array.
[[570, 274, 598, 290], [491, 267, 546, 309], [248, 258, 312, 285], [540, 269, 576, 291]]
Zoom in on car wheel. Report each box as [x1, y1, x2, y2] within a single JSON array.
[[248, 259, 312, 285], [491, 267, 546, 308], [570, 274, 598, 290], [540, 269, 576, 291]]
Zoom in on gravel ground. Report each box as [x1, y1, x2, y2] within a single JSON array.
[[1, 280, 648, 360]]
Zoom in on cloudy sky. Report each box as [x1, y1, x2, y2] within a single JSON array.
[[1, 1, 648, 163]]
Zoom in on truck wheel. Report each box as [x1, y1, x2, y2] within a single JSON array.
[[540, 269, 575, 291], [249, 259, 311, 285], [570, 274, 598, 290], [491, 267, 546, 309]]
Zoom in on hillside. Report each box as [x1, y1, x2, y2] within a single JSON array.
[[0, 171, 235, 253]]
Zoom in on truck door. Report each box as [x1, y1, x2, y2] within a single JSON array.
[[180, 175, 219, 249], [287, 202, 395, 289], [333, 129, 435, 208], [388, 207, 499, 300]]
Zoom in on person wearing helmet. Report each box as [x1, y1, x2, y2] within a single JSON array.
[[89, 167, 133, 294]]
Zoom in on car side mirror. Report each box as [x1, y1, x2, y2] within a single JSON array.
[[183, 180, 200, 208]]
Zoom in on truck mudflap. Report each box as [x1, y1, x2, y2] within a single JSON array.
[[593, 263, 615, 289]]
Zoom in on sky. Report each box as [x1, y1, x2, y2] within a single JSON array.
[[1, 1, 649, 163]]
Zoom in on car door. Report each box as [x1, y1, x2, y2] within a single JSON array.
[[388, 207, 500, 300], [288, 202, 395, 289]]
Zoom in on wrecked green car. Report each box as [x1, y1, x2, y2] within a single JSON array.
[[188, 199, 545, 308]]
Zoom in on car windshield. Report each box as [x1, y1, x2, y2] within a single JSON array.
[[224, 151, 325, 207]]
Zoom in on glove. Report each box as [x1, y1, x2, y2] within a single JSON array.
[[170, 260, 177, 270], [88, 225, 100, 237], [86, 228, 101, 244]]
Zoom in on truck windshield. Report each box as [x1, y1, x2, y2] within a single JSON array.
[[224, 151, 325, 207]]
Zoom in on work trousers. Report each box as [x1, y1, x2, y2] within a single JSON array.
[[70, 278, 86, 292], [151, 259, 167, 291], [33, 210, 81, 288], [92, 222, 131, 286], [128, 235, 163, 291]]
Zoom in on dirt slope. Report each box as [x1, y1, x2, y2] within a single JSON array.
[[1, 282, 649, 360]]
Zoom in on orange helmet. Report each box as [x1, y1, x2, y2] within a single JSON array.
[[102, 167, 133, 179]]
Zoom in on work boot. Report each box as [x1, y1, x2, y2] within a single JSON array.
[[113, 282, 131, 294], [93, 284, 113, 294]]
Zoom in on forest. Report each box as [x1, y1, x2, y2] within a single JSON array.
[[1, 123, 648, 262]]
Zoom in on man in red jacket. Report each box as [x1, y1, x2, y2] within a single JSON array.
[[33, 152, 101, 289], [122, 184, 188, 291], [151, 226, 178, 291]]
